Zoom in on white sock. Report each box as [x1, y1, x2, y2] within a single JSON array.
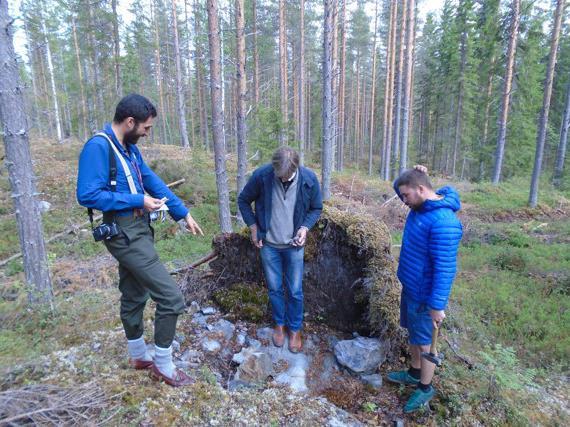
[[154, 345, 176, 378], [127, 336, 152, 361]]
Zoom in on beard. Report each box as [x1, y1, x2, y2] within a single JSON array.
[[123, 128, 141, 145]]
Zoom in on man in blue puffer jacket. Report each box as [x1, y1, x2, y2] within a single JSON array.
[[386, 166, 463, 413]]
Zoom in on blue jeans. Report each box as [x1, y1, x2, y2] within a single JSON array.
[[260, 245, 305, 332]]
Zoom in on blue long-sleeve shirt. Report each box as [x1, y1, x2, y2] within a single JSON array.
[[76, 123, 189, 221]]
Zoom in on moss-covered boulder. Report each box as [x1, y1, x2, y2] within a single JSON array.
[[206, 205, 405, 358]]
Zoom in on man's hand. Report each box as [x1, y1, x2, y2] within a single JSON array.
[[430, 309, 445, 329], [414, 164, 428, 175], [144, 195, 166, 212], [250, 225, 263, 248], [292, 226, 308, 247], [184, 213, 204, 236]]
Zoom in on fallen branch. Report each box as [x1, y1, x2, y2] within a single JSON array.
[[170, 250, 218, 275], [0, 178, 186, 268], [442, 336, 474, 369], [380, 194, 398, 208], [166, 178, 186, 188]]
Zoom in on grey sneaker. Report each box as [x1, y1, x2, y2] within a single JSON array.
[[386, 370, 421, 386]]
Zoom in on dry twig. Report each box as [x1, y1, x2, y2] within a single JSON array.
[[0, 382, 120, 426]]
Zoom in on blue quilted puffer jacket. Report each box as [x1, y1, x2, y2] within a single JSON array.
[[395, 185, 463, 310]]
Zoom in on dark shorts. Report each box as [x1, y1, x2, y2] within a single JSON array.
[[400, 293, 433, 346]]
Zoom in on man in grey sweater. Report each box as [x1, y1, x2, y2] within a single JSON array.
[[238, 147, 323, 352]]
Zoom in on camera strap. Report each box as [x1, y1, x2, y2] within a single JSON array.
[[87, 133, 118, 230], [96, 132, 138, 195]]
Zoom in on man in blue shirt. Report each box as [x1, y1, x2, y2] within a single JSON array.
[[238, 147, 322, 353], [77, 94, 203, 387], [387, 166, 462, 413]]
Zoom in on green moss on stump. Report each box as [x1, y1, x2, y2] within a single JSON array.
[[213, 282, 269, 322]]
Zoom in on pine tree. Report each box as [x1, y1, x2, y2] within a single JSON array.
[[0, 0, 53, 307], [529, 0, 566, 207], [207, 0, 232, 232], [493, 0, 521, 184]]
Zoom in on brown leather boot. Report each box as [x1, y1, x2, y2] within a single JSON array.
[[272, 325, 286, 347], [150, 365, 194, 387], [288, 330, 303, 353]]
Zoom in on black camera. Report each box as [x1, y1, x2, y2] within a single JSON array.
[[92, 222, 120, 241]]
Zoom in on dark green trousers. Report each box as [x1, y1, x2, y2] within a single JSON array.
[[104, 214, 185, 348]]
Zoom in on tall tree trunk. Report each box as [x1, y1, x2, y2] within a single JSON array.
[[391, 0, 407, 177], [368, 0, 379, 175], [86, 1, 104, 130], [307, 66, 312, 155], [337, 0, 347, 171], [0, 1, 53, 307], [23, 19, 42, 139], [529, 0, 565, 207], [553, 78, 570, 186], [299, 0, 306, 164], [279, 0, 288, 145], [235, 0, 247, 201], [184, 0, 196, 147], [452, 1, 468, 177], [57, 47, 72, 137], [194, 0, 210, 151], [479, 56, 495, 180], [40, 18, 62, 142], [171, 0, 190, 147], [354, 58, 361, 167], [71, 16, 88, 140], [36, 40, 53, 137], [331, 0, 339, 170], [399, 0, 415, 174], [322, 0, 337, 200], [492, 0, 520, 184], [151, 2, 168, 144], [112, 0, 122, 98], [207, 0, 232, 232], [293, 42, 299, 141], [382, 0, 397, 179], [252, 0, 260, 105], [164, 18, 175, 144]]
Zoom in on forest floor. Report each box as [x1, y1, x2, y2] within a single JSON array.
[[0, 139, 568, 426]]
